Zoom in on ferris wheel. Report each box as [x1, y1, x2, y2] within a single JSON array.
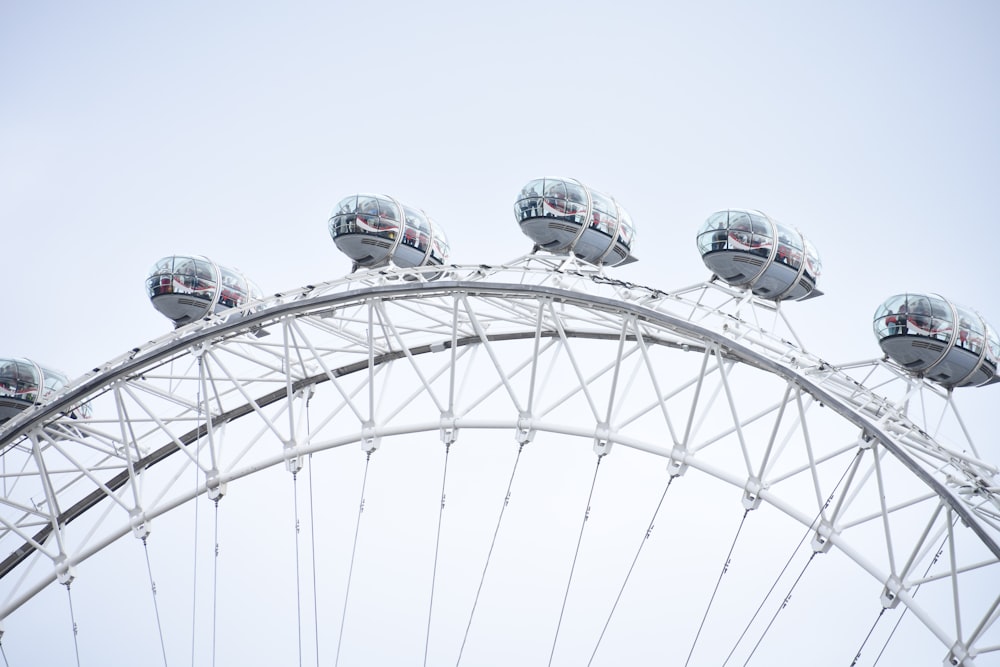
[[0, 180, 997, 666]]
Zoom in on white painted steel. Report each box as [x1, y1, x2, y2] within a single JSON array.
[[0, 255, 997, 664]]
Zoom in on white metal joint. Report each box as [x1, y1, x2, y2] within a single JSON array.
[[129, 509, 150, 540], [206, 469, 227, 501], [859, 430, 876, 450], [594, 423, 612, 457], [361, 421, 380, 453], [284, 439, 303, 474], [811, 521, 834, 554], [285, 455, 303, 475], [944, 641, 970, 665], [880, 575, 902, 609], [515, 412, 534, 445], [668, 446, 688, 477], [440, 411, 458, 446], [743, 477, 763, 510], [55, 555, 76, 586]]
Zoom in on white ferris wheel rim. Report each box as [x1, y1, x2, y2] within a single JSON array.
[[0, 256, 996, 665]]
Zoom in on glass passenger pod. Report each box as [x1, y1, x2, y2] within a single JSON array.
[[147, 255, 261, 327], [696, 210, 821, 301], [0, 358, 92, 423], [873, 293, 999, 388], [329, 195, 450, 272], [514, 177, 637, 266]]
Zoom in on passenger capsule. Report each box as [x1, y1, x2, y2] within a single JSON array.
[[514, 178, 637, 266], [696, 210, 821, 301], [0, 358, 92, 423], [147, 255, 261, 327], [328, 194, 450, 272], [873, 294, 999, 388]]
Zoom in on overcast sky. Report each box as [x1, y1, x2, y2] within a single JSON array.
[[1, 2, 997, 665]]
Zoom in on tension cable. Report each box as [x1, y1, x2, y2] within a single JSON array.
[[723, 448, 864, 665], [423, 443, 452, 667], [65, 583, 81, 667], [211, 497, 221, 667], [741, 550, 818, 665], [588, 472, 681, 666], [306, 388, 320, 667], [334, 451, 373, 667], [190, 381, 203, 667], [456, 442, 526, 666], [684, 508, 750, 666], [142, 536, 170, 667], [292, 471, 303, 667], [849, 608, 886, 666], [871, 527, 953, 666], [308, 454, 320, 667], [549, 454, 604, 667]]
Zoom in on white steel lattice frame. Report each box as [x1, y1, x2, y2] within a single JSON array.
[[0, 255, 998, 665]]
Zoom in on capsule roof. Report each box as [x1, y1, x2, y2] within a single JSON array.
[[0, 357, 91, 422], [874, 293, 999, 388], [514, 177, 637, 267], [696, 209, 821, 301], [147, 255, 261, 327], [328, 194, 450, 272]]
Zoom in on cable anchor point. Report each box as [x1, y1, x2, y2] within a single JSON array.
[[742, 477, 764, 510], [361, 420, 380, 453], [440, 411, 458, 446], [593, 423, 613, 457], [668, 445, 688, 477], [206, 469, 227, 501], [880, 575, 903, 609], [811, 520, 835, 554], [515, 412, 534, 445], [284, 439, 303, 475], [945, 641, 971, 666], [129, 508, 150, 540], [55, 554, 76, 586]]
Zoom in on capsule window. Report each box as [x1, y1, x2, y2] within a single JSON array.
[[542, 180, 575, 219], [153, 257, 173, 273], [520, 179, 543, 200], [708, 211, 729, 228], [403, 207, 431, 252], [14, 362, 37, 402], [774, 224, 803, 270], [544, 179, 568, 199], [42, 367, 66, 396], [337, 196, 357, 215], [985, 328, 1000, 366], [218, 268, 246, 308], [905, 296, 933, 332], [698, 215, 729, 253], [430, 234, 449, 265], [0, 361, 22, 396], [696, 231, 715, 254], [590, 192, 617, 237], [729, 211, 751, 232], [748, 213, 770, 235], [875, 294, 910, 338], [356, 197, 378, 227], [618, 211, 635, 248], [804, 239, 822, 282], [750, 234, 771, 257], [956, 307, 983, 353], [170, 258, 214, 298], [377, 199, 398, 221], [922, 296, 953, 340], [516, 180, 544, 221]]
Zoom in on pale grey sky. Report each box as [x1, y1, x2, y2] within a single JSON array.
[[1, 2, 998, 665]]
